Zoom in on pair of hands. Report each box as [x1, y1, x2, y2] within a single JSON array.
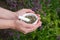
[[1, 8, 42, 34]]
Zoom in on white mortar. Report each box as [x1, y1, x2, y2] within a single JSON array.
[[22, 13, 38, 24]]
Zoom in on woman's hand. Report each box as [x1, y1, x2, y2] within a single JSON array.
[[0, 8, 35, 20], [16, 9, 35, 16], [12, 9, 42, 34], [0, 8, 42, 34], [11, 19, 42, 34]]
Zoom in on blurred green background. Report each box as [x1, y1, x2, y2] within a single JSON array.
[[0, 0, 60, 40]]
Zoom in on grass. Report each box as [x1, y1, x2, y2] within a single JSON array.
[[0, 0, 60, 40]]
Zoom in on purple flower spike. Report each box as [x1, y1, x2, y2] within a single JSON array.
[[8, 32, 14, 36], [44, 13, 46, 16], [31, 0, 42, 12], [16, 34, 20, 39], [44, 0, 51, 6], [57, 35, 60, 40], [6, 0, 17, 10], [32, 7, 37, 11], [4, 30, 7, 33]]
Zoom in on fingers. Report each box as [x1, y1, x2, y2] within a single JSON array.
[[36, 20, 42, 28], [17, 20, 33, 29], [17, 25, 33, 34], [30, 20, 42, 31], [16, 9, 35, 16], [36, 14, 41, 20], [22, 9, 35, 13], [24, 21, 42, 34], [25, 21, 42, 34], [16, 20, 42, 34], [17, 9, 35, 13], [36, 14, 40, 17]]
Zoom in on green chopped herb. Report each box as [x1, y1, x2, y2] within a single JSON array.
[[25, 15, 37, 24]]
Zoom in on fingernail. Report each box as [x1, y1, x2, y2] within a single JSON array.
[[38, 14, 40, 16], [37, 14, 40, 16]]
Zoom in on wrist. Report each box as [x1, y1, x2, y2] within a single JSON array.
[[10, 20, 17, 29], [12, 12, 18, 20]]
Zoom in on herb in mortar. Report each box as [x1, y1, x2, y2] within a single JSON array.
[[25, 15, 37, 24]]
